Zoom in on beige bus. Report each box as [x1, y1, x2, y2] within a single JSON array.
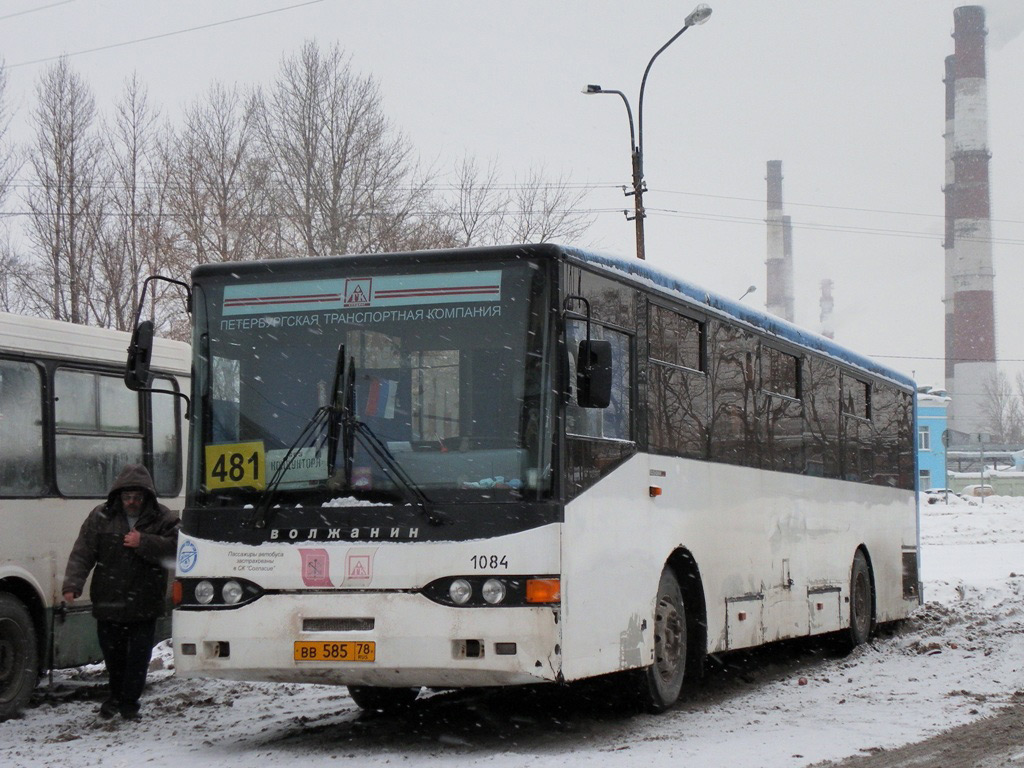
[[0, 312, 189, 719]]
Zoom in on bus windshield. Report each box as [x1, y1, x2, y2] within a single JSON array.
[[191, 258, 553, 506]]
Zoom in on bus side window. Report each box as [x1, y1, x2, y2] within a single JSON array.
[[55, 369, 144, 496], [0, 360, 45, 496], [151, 376, 181, 496]]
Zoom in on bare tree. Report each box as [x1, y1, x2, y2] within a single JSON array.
[[443, 155, 506, 247], [95, 74, 168, 330], [441, 158, 593, 247], [0, 60, 26, 314], [0, 243, 27, 313], [505, 165, 592, 244], [255, 41, 445, 257], [0, 60, 18, 212], [168, 82, 276, 266], [138, 121, 193, 337], [981, 371, 1024, 443], [22, 57, 107, 324]]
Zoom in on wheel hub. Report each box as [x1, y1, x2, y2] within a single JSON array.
[[654, 596, 683, 681]]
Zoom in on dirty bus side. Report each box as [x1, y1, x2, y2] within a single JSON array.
[[170, 244, 918, 713]]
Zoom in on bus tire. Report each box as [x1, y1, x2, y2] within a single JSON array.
[[347, 685, 420, 712], [637, 569, 687, 713], [845, 551, 873, 650], [0, 593, 38, 721]]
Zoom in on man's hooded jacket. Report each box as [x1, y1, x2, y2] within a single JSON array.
[[62, 464, 180, 622]]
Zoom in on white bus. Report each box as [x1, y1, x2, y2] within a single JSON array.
[[158, 244, 919, 712], [0, 312, 190, 719]]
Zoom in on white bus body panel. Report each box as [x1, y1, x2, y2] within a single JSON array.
[[173, 523, 562, 687], [0, 311, 190, 622], [560, 453, 917, 682], [0, 498, 98, 606], [0, 311, 190, 373]]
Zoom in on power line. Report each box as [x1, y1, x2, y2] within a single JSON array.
[[1, 200, 1022, 247], [2, 184, 1020, 246], [4, 172, 1024, 234], [7, 171, 1024, 229], [6, 0, 325, 70], [646, 208, 1024, 246], [648, 187, 1024, 228], [0, 0, 74, 22]]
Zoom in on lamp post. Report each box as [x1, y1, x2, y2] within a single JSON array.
[[738, 285, 757, 301], [583, 4, 712, 260]]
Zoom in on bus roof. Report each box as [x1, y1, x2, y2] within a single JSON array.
[[0, 311, 190, 375], [190, 243, 913, 391], [564, 246, 915, 391]]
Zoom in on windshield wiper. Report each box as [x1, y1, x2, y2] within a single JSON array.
[[250, 405, 332, 530], [251, 345, 445, 529], [332, 349, 445, 526], [351, 418, 446, 526], [250, 342, 351, 529]]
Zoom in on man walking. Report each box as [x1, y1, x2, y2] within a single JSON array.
[[62, 464, 180, 720]]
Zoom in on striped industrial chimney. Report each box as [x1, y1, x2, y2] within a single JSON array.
[[947, 5, 996, 434], [765, 161, 794, 322], [943, 54, 956, 397]]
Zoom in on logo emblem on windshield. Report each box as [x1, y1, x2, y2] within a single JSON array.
[[344, 278, 372, 307]]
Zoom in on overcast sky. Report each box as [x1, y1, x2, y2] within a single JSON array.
[[3, 0, 1023, 388]]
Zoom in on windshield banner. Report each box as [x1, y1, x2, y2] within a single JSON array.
[[222, 271, 502, 316]]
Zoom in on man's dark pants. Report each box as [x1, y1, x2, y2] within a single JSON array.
[[96, 619, 157, 707]]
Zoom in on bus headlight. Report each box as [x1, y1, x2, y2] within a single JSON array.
[[176, 577, 264, 610], [195, 580, 215, 605], [421, 575, 560, 607], [482, 579, 507, 605], [222, 580, 244, 605], [449, 579, 473, 605]]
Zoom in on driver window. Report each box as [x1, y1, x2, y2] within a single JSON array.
[[566, 320, 631, 441]]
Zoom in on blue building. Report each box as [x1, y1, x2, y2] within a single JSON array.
[[916, 387, 951, 490]]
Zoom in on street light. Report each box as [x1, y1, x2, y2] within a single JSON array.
[[738, 285, 757, 301], [583, 4, 712, 260]]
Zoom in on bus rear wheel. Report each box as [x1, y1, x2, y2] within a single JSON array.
[[636, 569, 687, 713], [0, 593, 38, 721], [844, 551, 873, 650], [347, 685, 420, 712]]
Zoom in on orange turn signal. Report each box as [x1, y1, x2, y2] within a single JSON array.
[[649, 485, 663, 497], [526, 578, 561, 604], [171, 580, 183, 607]]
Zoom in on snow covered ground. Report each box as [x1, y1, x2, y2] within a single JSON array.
[[3, 494, 1023, 768]]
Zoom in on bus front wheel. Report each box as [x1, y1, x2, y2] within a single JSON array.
[[347, 685, 420, 712], [637, 569, 687, 713], [0, 593, 38, 721]]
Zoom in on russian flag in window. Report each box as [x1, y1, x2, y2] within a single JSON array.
[[364, 378, 397, 419]]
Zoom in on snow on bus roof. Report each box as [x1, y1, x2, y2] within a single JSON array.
[[0, 310, 190, 374], [564, 247, 915, 391]]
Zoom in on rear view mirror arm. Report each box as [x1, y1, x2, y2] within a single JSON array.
[[125, 275, 194, 419]]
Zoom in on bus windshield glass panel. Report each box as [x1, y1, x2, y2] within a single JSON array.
[[193, 259, 552, 505]]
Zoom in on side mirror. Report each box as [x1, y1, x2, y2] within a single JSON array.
[[125, 320, 155, 391], [577, 339, 612, 408]]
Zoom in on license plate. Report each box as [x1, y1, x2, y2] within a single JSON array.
[[293, 641, 375, 662]]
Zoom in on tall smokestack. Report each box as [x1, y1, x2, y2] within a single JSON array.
[[819, 279, 834, 340], [943, 54, 956, 396], [765, 161, 793, 322], [949, 5, 996, 434]]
